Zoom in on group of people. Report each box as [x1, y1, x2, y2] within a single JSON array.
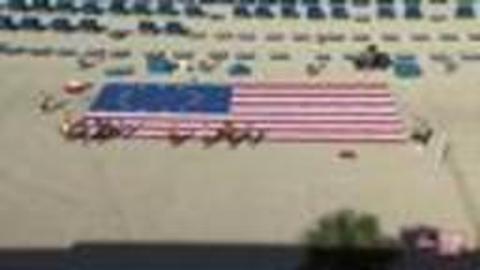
[[168, 120, 265, 148], [59, 113, 266, 148], [59, 114, 138, 144]]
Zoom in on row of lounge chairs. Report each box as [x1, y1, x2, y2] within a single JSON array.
[[0, 42, 135, 62], [0, 15, 191, 38], [0, 15, 106, 32], [3, 0, 209, 17], [233, 4, 477, 19], [0, 42, 79, 57], [3, 0, 477, 20]]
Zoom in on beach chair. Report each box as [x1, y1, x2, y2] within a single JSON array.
[[265, 32, 285, 42], [377, 5, 396, 18], [110, 49, 132, 59], [184, 5, 206, 17], [270, 52, 291, 61], [235, 51, 256, 61], [239, 0, 256, 4], [78, 19, 106, 33], [228, 62, 252, 76], [132, 0, 152, 15], [254, 6, 275, 18], [19, 16, 47, 31], [30, 46, 53, 57], [4, 45, 26, 55], [31, 0, 53, 12], [56, 47, 77, 57], [146, 56, 178, 74], [330, 5, 350, 19], [233, 5, 252, 17], [0, 15, 18, 31], [302, 0, 320, 4], [238, 32, 256, 41], [109, 0, 129, 14], [55, 0, 77, 13], [104, 65, 135, 77], [208, 50, 229, 61], [157, 0, 180, 16], [81, 1, 104, 15], [164, 21, 189, 35], [138, 20, 160, 34], [281, 0, 297, 5], [281, 5, 301, 18], [455, 5, 475, 19], [394, 55, 422, 78], [439, 33, 459, 42], [404, 5, 423, 19], [7, 0, 30, 11], [50, 17, 76, 32], [352, 33, 371, 42], [306, 6, 326, 19]]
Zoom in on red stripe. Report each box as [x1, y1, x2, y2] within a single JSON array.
[[232, 100, 396, 107]]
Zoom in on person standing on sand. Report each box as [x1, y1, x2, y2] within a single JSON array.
[[38, 91, 55, 113]]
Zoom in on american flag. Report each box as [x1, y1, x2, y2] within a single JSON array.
[[85, 82, 407, 143]]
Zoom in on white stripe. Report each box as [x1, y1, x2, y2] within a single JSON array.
[[111, 119, 405, 131], [231, 106, 399, 114], [233, 89, 390, 95], [133, 129, 407, 141], [232, 82, 388, 90]]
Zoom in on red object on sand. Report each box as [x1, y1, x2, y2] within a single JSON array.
[[64, 80, 91, 95]]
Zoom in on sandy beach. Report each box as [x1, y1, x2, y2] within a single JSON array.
[[0, 11, 480, 247]]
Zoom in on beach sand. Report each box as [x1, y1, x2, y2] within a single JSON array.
[[0, 14, 479, 247]]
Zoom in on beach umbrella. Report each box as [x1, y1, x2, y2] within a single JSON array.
[[164, 21, 189, 35], [404, 5, 423, 19], [377, 5, 396, 19], [20, 16, 46, 31], [281, 5, 300, 18], [8, 0, 29, 11], [55, 0, 77, 12], [238, 0, 255, 4], [331, 5, 350, 19], [254, 6, 275, 18], [50, 17, 75, 32], [0, 15, 18, 31], [138, 20, 159, 34], [146, 55, 178, 74], [157, 0, 180, 15], [132, 0, 152, 14], [306, 6, 326, 19], [78, 18, 105, 33], [81, 0, 104, 15], [110, 0, 129, 14], [32, 0, 52, 11], [455, 5, 475, 19], [184, 5, 206, 17], [233, 5, 251, 17], [302, 0, 320, 5], [227, 62, 252, 76]]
